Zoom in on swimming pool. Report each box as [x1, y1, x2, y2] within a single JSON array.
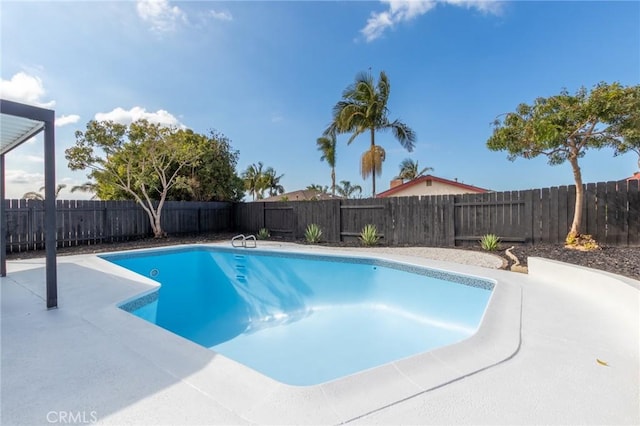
[[103, 246, 495, 386]]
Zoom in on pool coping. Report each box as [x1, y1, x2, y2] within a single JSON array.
[[84, 241, 523, 424]]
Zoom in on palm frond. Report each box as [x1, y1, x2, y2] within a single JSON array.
[[360, 145, 386, 179]]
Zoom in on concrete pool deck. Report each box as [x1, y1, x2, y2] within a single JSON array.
[[1, 242, 638, 425]]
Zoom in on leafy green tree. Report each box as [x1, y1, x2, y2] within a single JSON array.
[[608, 85, 640, 170], [168, 131, 244, 202], [316, 132, 337, 195], [487, 82, 639, 241], [329, 70, 416, 196], [66, 119, 206, 237], [336, 180, 362, 199], [22, 184, 67, 200], [397, 158, 433, 181]]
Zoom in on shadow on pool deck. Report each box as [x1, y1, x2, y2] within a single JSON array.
[[1, 263, 246, 425]]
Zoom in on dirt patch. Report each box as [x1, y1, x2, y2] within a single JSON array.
[[508, 244, 640, 281]]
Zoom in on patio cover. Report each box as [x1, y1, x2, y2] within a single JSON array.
[[0, 99, 57, 308]]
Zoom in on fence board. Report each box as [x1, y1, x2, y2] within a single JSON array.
[[628, 180, 639, 246], [585, 183, 597, 238], [617, 181, 629, 246], [557, 186, 568, 241], [606, 181, 620, 245]]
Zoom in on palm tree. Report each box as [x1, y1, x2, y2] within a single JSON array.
[[329, 70, 416, 196], [397, 159, 433, 181], [316, 133, 337, 195], [242, 162, 266, 200], [306, 184, 330, 194], [263, 167, 285, 197], [336, 180, 363, 199], [22, 184, 67, 200], [360, 145, 386, 184], [70, 181, 99, 200]]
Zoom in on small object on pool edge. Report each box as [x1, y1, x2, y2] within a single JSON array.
[[596, 358, 609, 366]]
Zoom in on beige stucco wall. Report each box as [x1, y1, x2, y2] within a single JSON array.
[[384, 179, 483, 197]]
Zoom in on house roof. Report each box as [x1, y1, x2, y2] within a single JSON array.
[[260, 189, 341, 202], [376, 174, 489, 198], [627, 172, 640, 181]]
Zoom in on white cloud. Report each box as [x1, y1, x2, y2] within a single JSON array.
[[136, 0, 187, 33], [95, 106, 184, 128], [209, 10, 233, 21], [6, 170, 44, 185], [25, 155, 44, 163], [55, 114, 80, 127], [361, 0, 503, 42], [0, 72, 55, 108]]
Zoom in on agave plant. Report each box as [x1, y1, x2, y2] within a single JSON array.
[[360, 224, 380, 246], [257, 228, 270, 240], [479, 234, 500, 251], [304, 224, 323, 243]]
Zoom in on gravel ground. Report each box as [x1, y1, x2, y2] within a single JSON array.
[[6, 232, 639, 281], [509, 244, 640, 281]]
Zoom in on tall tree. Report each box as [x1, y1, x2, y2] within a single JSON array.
[[66, 119, 205, 237], [263, 167, 285, 197], [487, 82, 639, 243], [242, 162, 267, 200], [329, 70, 416, 196], [336, 180, 362, 199], [316, 132, 337, 195], [397, 158, 433, 181]]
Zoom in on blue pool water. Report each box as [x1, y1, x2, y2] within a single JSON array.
[[103, 247, 494, 386]]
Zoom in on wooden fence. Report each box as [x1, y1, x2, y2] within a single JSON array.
[[4, 200, 233, 253], [4, 180, 638, 253], [235, 180, 640, 247]]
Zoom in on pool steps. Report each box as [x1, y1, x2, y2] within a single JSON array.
[[233, 251, 248, 282]]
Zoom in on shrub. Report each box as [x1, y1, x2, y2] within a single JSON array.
[[256, 228, 270, 240], [360, 224, 380, 246], [304, 223, 323, 243], [565, 233, 600, 251], [480, 234, 501, 251]]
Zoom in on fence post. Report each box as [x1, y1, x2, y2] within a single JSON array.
[[447, 195, 456, 246]]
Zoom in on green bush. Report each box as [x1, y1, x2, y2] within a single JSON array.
[[360, 224, 380, 246], [480, 234, 500, 251], [304, 223, 323, 243], [256, 228, 270, 240]]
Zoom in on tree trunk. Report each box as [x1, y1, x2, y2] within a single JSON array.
[[331, 168, 336, 196], [370, 128, 376, 197], [568, 155, 584, 238], [153, 215, 164, 238]]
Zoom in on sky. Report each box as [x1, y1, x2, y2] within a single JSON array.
[[1, 0, 639, 200]]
